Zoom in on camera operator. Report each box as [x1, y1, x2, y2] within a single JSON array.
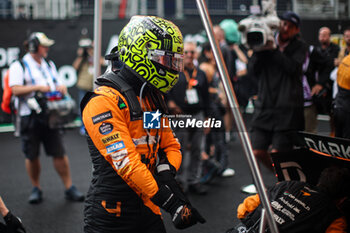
[[73, 38, 104, 135], [73, 38, 94, 103], [9, 32, 85, 204], [246, 11, 307, 182]]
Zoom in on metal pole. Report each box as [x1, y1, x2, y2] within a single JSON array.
[[291, 0, 297, 14], [175, 0, 184, 19], [195, 1, 279, 233], [128, 0, 138, 17], [52, 0, 58, 19], [93, 0, 102, 88], [45, 0, 51, 19], [334, 0, 339, 19], [140, 0, 147, 15], [259, 209, 267, 233], [157, 0, 164, 18]]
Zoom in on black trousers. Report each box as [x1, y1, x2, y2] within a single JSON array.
[[84, 198, 166, 233], [334, 108, 350, 139]]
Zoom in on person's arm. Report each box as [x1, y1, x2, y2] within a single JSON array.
[[311, 84, 324, 96], [159, 118, 182, 172], [11, 85, 50, 97], [233, 44, 248, 64], [199, 62, 215, 84], [48, 61, 67, 95], [316, 55, 335, 88], [200, 70, 211, 118], [0, 196, 9, 217], [237, 194, 261, 219], [156, 121, 206, 228], [310, 49, 324, 96], [9, 61, 50, 96], [72, 48, 85, 70], [166, 86, 183, 115], [167, 100, 183, 115], [83, 90, 159, 199], [334, 48, 345, 67], [325, 216, 347, 233]]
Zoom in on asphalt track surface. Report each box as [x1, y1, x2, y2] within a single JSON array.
[[0, 118, 329, 233]]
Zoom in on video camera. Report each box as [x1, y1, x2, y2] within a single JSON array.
[[238, 0, 280, 50]]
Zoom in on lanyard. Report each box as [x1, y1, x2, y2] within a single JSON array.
[[22, 60, 35, 85], [42, 61, 58, 84], [22, 60, 57, 86], [183, 68, 198, 89]]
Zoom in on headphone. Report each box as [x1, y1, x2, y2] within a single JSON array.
[[28, 32, 40, 53]]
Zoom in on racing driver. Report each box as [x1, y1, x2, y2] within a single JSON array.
[[81, 16, 205, 233]]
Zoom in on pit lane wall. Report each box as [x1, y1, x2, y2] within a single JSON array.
[[0, 17, 349, 124]]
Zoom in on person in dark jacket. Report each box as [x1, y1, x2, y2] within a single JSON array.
[[249, 11, 307, 172], [304, 27, 340, 133], [334, 53, 350, 139], [242, 11, 307, 194], [167, 41, 211, 195]]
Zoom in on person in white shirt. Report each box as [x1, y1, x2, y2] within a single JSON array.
[[9, 32, 84, 204]]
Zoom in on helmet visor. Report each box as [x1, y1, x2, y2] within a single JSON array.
[[148, 50, 184, 72]]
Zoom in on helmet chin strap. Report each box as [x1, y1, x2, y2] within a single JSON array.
[[139, 81, 148, 112], [139, 81, 157, 144]]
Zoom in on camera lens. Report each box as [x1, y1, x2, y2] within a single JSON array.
[[247, 32, 264, 48]]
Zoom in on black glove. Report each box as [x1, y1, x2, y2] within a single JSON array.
[[171, 203, 206, 229], [4, 211, 26, 233], [0, 222, 7, 232], [155, 163, 189, 203], [151, 184, 206, 229]]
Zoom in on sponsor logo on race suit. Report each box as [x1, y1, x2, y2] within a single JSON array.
[[92, 111, 112, 124], [99, 122, 113, 135], [106, 141, 125, 153], [110, 149, 128, 161], [101, 132, 122, 145]]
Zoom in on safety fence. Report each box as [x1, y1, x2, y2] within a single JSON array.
[[0, 0, 311, 20]]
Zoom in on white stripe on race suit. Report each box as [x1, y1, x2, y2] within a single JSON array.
[[113, 157, 130, 170], [132, 135, 159, 146]]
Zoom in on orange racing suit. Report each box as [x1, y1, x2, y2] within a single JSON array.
[[82, 73, 182, 233]]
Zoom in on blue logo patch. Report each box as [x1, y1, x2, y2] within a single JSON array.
[[106, 141, 125, 153], [143, 110, 161, 129], [99, 122, 113, 135]]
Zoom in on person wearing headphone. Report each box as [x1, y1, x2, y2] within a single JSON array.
[[8, 32, 85, 204]]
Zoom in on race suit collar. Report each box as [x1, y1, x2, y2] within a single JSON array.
[[119, 67, 151, 96]]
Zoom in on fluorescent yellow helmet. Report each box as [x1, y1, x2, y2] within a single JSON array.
[[118, 16, 184, 93]]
